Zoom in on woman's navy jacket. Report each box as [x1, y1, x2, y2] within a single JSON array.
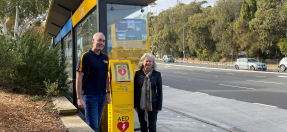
[[134, 70, 162, 110]]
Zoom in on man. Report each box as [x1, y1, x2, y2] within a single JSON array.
[[76, 32, 111, 132]]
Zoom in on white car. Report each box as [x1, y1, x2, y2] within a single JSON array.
[[278, 57, 287, 71], [234, 58, 267, 71]]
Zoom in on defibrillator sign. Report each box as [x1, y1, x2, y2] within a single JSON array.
[[117, 122, 129, 132], [114, 64, 130, 82]]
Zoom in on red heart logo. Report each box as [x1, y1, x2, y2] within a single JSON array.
[[117, 121, 129, 132], [118, 69, 126, 76]]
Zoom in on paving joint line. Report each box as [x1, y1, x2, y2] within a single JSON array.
[[162, 106, 238, 132]]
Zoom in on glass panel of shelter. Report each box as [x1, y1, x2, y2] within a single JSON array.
[[107, 4, 149, 71], [63, 32, 73, 95], [75, 8, 98, 63]]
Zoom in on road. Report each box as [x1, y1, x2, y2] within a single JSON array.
[[157, 63, 287, 110]]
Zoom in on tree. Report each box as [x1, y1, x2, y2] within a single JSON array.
[[249, 0, 285, 58], [211, 0, 243, 58], [232, 0, 258, 58], [277, 38, 287, 56], [0, 0, 49, 36], [240, 0, 257, 21], [186, 7, 215, 57]]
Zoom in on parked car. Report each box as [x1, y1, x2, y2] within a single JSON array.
[[163, 55, 175, 63], [278, 57, 287, 71], [234, 58, 267, 71]]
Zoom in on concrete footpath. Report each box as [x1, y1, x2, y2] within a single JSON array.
[[74, 85, 287, 132], [162, 85, 287, 132], [134, 108, 228, 132]]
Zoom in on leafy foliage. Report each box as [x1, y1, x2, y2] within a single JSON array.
[[149, 0, 287, 59], [0, 0, 49, 35], [277, 38, 287, 56], [0, 30, 69, 96]]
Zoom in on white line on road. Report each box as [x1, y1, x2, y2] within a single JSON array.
[[182, 73, 188, 75], [219, 84, 256, 90], [162, 85, 170, 87], [194, 92, 209, 95], [189, 69, 193, 71], [253, 103, 277, 108], [246, 80, 282, 85], [215, 76, 218, 77], [227, 73, 234, 75], [174, 72, 182, 74], [256, 76, 266, 77], [278, 76, 287, 78]]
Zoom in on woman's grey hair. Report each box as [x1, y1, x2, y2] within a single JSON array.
[[138, 53, 157, 70]]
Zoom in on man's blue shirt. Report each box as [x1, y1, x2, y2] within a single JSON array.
[[76, 49, 109, 95]]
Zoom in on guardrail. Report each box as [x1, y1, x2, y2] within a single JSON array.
[[156, 58, 284, 73]]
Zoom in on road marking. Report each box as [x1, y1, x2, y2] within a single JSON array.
[[188, 79, 191, 81], [174, 72, 182, 74], [278, 76, 287, 78], [246, 80, 282, 84], [256, 75, 266, 77], [219, 84, 256, 90], [162, 85, 170, 87], [215, 76, 218, 77], [182, 73, 188, 74], [253, 103, 277, 108], [227, 73, 234, 75], [189, 69, 193, 71], [195, 92, 209, 95]]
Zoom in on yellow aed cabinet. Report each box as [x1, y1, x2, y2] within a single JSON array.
[[101, 60, 134, 132]]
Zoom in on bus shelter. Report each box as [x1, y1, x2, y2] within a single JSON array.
[[44, 0, 156, 107]]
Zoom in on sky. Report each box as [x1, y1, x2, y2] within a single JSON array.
[[128, 0, 216, 18], [154, 0, 216, 14]]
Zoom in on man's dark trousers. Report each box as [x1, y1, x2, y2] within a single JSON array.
[[83, 94, 106, 132]]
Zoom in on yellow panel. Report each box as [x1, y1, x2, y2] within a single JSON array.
[[111, 92, 134, 132], [101, 60, 134, 132], [147, 19, 151, 53], [108, 19, 150, 73], [71, 0, 97, 27]]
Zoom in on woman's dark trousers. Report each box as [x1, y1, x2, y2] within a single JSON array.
[[137, 101, 158, 132]]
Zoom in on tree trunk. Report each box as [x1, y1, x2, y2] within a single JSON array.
[[14, 5, 19, 36]]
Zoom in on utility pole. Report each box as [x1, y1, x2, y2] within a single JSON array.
[[161, 43, 162, 59], [183, 27, 185, 63]]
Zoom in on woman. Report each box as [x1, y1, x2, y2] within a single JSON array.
[[134, 53, 162, 132]]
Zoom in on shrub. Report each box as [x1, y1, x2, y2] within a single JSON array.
[[44, 80, 60, 99], [0, 30, 69, 96], [0, 35, 23, 84], [30, 95, 42, 102], [211, 52, 221, 62]]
